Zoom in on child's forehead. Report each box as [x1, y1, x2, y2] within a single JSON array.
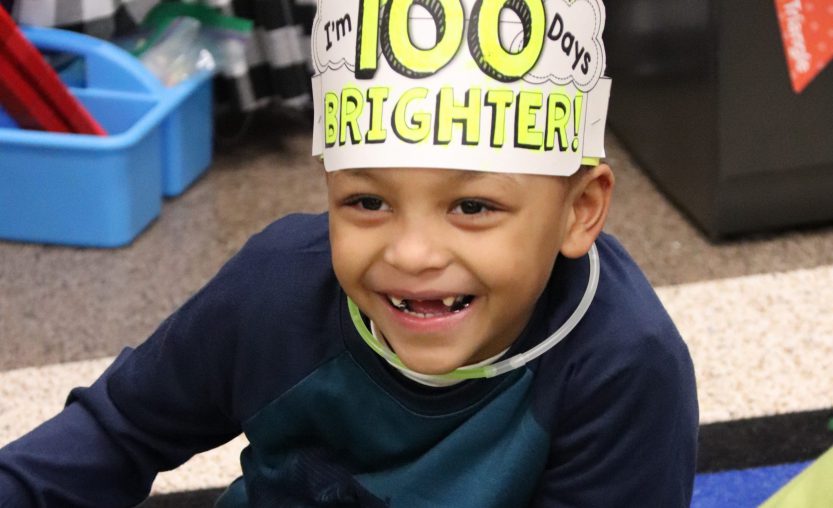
[[328, 166, 554, 188]]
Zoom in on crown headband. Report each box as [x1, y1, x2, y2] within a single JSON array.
[[311, 0, 611, 176]]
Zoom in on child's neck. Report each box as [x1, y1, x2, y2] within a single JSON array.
[[369, 321, 509, 388]]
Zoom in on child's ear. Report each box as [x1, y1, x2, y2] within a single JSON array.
[[560, 163, 615, 259]]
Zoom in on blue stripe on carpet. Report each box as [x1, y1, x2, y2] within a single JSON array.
[[692, 461, 812, 507]]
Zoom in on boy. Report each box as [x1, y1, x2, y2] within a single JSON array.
[[0, 0, 698, 506]]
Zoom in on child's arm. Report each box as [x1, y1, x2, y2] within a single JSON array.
[[0, 316, 242, 506], [1, 213, 333, 506], [0, 246, 256, 506], [531, 329, 699, 507]]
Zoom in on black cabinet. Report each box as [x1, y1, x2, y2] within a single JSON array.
[[605, 0, 833, 238]]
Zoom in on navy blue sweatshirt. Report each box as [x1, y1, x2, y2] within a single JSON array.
[[0, 213, 698, 507]]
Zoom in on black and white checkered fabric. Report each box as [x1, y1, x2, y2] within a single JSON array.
[[8, 0, 316, 112]]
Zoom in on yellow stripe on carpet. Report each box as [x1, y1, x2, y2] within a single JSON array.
[[760, 446, 833, 508]]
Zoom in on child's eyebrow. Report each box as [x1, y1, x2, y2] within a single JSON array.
[[447, 171, 525, 195], [451, 171, 520, 186], [339, 169, 378, 181]]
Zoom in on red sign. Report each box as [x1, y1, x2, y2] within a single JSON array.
[[775, 0, 833, 93]]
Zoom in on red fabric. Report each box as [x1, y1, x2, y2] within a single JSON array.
[[0, 6, 105, 134], [0, 52, 72, 131]]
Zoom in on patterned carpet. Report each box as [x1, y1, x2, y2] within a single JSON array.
[[2, 113, 832, 506]]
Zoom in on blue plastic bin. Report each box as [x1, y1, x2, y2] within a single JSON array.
[[0, 27, 213, 247]]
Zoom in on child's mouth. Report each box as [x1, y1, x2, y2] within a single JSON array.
[[386, 294, 474, 318]]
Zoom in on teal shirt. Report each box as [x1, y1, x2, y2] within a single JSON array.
[[0, 213, 698, 507], [218, 354, 547, 507]]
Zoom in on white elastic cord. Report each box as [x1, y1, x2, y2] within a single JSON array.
[[369, 320, 508, 387], [482, 242, 600, 377]]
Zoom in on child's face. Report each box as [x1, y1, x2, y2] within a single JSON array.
[[327, 167, 578, 375]]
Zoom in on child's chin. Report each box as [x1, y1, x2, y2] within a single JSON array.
[[398, 352, 466, 376]]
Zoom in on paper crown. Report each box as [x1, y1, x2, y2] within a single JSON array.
[[311, 0, 611, 176]]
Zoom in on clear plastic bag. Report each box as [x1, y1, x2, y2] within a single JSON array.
[[132, 3, 252, 87], [139, 17, 212, 86]]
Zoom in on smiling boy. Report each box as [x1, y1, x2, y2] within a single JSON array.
[[0, 1, 698, 506], [328, 166, 609, 377]]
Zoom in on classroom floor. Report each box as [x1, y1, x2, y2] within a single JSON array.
[[2, 113, 833, 505]]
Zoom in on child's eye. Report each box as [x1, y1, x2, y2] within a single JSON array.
[[347, 196, 390, 212], [451, 199, 493, 215]]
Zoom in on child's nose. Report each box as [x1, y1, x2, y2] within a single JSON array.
[[383, 221, 452, 275]]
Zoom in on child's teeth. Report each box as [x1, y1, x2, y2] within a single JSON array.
[[442, 296, 456, 308], [390, 296, 404, 308]]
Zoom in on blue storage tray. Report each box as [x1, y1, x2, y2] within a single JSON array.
[[0, 27, 213, 247]]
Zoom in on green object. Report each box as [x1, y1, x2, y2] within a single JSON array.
[[143, 3, 252, 32], [133, 2, 252, 56], [827, 417, 833, 432], [759, 446, 833, 508]]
